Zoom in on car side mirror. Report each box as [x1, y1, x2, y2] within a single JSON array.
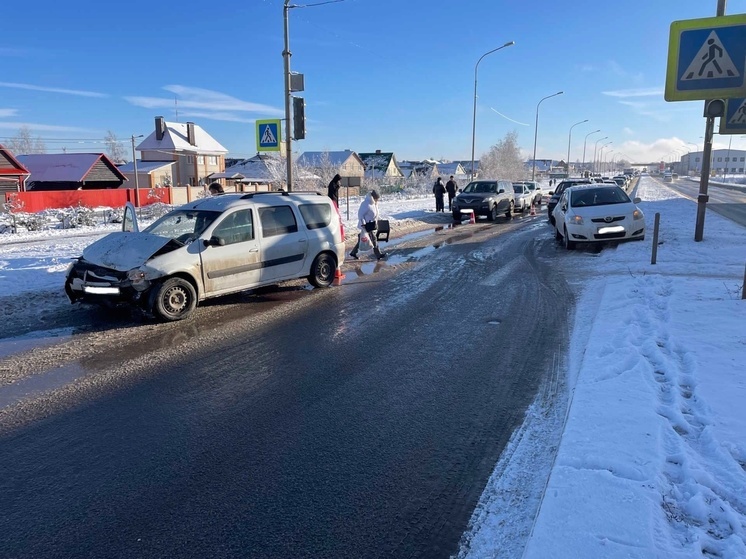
[[548, 191, 554, 196], [633, 197, 641, 204], [498, 188, 505, 194], [204, 236, 226, 247]]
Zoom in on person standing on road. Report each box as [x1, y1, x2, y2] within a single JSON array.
[[445, 176, 457, 211], [327, 174, 342, 207], [433, 176, 446, 212], [349, 190, 386, 261], [208, 182, 225, 195]]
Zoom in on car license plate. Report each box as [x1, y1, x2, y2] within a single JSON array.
[[597, 225, 625, 235], [83, 285, 120, 295]]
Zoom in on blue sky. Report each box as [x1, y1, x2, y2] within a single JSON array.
[[2, 0, 746, 165]]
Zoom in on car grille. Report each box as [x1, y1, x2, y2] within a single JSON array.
[[591, 216, 625, 223], [70, 260, 127, 282]]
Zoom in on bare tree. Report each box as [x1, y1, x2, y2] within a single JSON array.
[[104, 130, 128, 163], [478, 130, 526, 181], [7, 126, 46, 155]]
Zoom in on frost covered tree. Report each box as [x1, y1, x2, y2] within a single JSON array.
[[478, 130, 526, 181], [7, 126, 46, 155], [104, 131, 128, 163]]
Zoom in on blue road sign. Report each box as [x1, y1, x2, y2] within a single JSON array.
[[256, 119, 281, 152], [719, 97, 746, 134], [665, 15, 746, 101]]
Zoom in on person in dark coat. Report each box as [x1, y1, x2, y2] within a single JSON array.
[[208, 182, 224, 195], [327, 174, 342, 206], [445, 175, 457, 211], [433, 177, 446, 212]]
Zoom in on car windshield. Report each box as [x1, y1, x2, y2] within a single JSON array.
[[143, 209, 222, 240], [513, 185, 525, 194], [462, 181, 497, 194], [525, 183, 537, 191], [570, 187, 630, 207]]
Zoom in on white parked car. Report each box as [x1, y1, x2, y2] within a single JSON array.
[[65, 192, 346, 321], [552, 184, 645, 249], [512, 182, 533, 212]]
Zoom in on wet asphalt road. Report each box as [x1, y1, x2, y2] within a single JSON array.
[[0, 216, 573, 558]]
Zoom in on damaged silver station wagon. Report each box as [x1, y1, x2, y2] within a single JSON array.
[[65, 192, 346, 321]]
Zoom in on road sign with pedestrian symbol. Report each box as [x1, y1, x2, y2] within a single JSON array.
[[256, 119, 281, 152], [719, 97, 746, 134], [665, 14, 746, 101]]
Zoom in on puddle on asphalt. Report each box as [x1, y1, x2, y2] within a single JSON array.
[[0, 361, 88, 409], [0, 328, 76, 360]]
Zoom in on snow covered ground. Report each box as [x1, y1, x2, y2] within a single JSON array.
[[0, 177, 744, 557]]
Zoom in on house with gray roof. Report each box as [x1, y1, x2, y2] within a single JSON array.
[[136, 117, 228, 187], [17, 153, 127, 190], [357, 150, 404, 179], [296, 150, 365, 181]]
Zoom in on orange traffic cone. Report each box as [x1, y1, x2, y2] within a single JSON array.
[[333, 267, 346, 286], [530, 203, 536, 216], [469, 210, 475, 224]]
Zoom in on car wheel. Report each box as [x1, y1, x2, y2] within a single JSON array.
[[505, 202, 513, 219], [309, 253, 336, 288], [151, 277, 197, 321], [563, 227, 575, 250], [487, 205, 497, 221], [452, 211, 461, 221]]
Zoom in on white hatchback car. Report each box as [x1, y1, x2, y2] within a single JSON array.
[[552, 184, 645, 250], [65, 192, 346, 321]]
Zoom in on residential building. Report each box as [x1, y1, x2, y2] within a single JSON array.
[[17, 153, 127, 190], [117, 160, 177, 189], [357, 150, 404, 179], [296, 150, 365, 181], [136, 117, 228, 187], [0, 144, 30, 194]]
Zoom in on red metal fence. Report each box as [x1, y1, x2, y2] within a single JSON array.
[[4, 188, 172, 213]]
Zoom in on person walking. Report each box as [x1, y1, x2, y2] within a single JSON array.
[[327, 174, 342, 207], [349, 190, 386, 260], [433, 176, 446, 212], [445, 175, 457, 211]]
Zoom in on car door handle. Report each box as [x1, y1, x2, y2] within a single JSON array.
[[249, 247, 259, 253], [298, 238, 307, 243]]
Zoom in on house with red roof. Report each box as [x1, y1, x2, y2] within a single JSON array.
[[0, 144, 30, 194]]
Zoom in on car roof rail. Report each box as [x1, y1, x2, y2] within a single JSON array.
[[239, 190, 322, 200]]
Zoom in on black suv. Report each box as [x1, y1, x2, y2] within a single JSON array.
[[547, 178, 593, 225]]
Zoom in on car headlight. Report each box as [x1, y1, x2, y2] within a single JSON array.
[[570, 215, 584, 225], [633, 209, 644, 220], [127, 268, 154, 291]]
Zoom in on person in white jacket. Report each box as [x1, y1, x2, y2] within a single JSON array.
[[349, 190, 386, 260]]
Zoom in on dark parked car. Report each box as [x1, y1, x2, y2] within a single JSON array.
[[452, 179, 515, 221], [547, 178, 593, 225]]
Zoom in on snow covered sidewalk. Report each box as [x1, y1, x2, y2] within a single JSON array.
[[523, 177, 746, 558]]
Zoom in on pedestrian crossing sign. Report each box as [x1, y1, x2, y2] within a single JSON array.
[[256, 119, 281, 152], [665, 14, 746, 101], [719, 97, 746, 134]]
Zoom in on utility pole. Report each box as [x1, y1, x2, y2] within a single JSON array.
[[283, 1, 294, 191]]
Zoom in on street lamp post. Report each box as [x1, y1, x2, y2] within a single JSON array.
[[130, 134, 144, 190], [531, 91, 564, 182], [566, 119, 588, 178], [600, 142, 612, 173], [581, 129, 601, 177], [592, 136, 608, 174], [470, 41, 515, 181]]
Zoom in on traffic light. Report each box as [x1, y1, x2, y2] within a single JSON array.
[[293, 96, 306, 140], [703, 99, 725, 118]]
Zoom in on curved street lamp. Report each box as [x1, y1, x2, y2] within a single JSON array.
[[566, 119, 588, 178], [531, 91, 564, 181], [592, 136, 608, 174], [581, 129, 601, 176], [470, 41, 515, 181]]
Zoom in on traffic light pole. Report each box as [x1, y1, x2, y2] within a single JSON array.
[[283, 1, 294, 191]]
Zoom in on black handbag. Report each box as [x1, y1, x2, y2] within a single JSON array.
[[364, 221, 377, 232]]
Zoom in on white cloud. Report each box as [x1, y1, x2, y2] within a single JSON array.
[[603, 87, 663, 98], [623, 127, 634, 135], [0, 109, 19, 118], [613, 137, 696, 163], [179, 111, 256, 124], [0, 121, 100, 133], [125, 85, 283, 119], [0, 81, 107, 98]]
